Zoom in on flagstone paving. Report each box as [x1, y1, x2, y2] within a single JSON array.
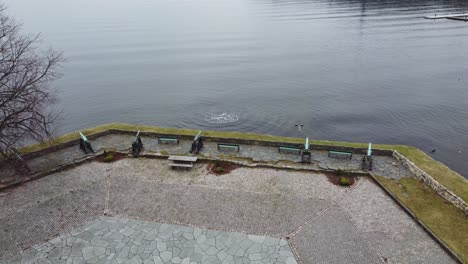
[[2, 217, 297, 264]]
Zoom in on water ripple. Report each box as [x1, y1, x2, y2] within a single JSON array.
[[204, 112, 240, 124]]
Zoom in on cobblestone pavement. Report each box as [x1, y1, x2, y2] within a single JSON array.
[[3, 217, 297, 264], [0, 165, 106, 258], [337, 180, 455, 264], [291, 178, 454, 264], [0, 159, 454, 263], [106, 162, 333, 237], [0, 133, 412, 183]]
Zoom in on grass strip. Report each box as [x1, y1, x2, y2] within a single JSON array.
[[376, 176, 468, 263]]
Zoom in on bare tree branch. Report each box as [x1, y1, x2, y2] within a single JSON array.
[[0, 4, 63, 160]]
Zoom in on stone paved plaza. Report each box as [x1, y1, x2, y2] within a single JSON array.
[[3, 218, 296, 264], [0, 159, 455, 263]]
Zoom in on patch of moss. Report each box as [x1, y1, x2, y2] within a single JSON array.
[[215, 167, 224, 173], [375, 176, 468, 262], [338, 176, 351, 186], [225, 154, 238, 159], [103, 154, 114, 163]]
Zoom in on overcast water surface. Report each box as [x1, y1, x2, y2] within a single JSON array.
[[5, 0, 468, 178]]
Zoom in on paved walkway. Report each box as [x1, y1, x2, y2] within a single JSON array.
[[0, 160, 454, 264], [3, 218, 296, 264]]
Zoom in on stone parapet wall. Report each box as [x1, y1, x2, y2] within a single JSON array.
[[20, 130, 114, 160], [109, 129, 394, 156], [19, 129, 394, 162], [393, 151, 467, 214]]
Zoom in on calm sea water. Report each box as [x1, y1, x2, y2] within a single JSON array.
[[5, 0, 468, 178]]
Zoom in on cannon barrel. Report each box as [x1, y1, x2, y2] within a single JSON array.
[[194, 130, 202, 141], [305, 137, 309, 150], [14, 152, 23, 161], [367, 143, 372, 157], [79, 131, 88, 142]]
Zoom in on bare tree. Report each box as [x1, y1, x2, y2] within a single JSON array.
[[0, 5, 63, 162]]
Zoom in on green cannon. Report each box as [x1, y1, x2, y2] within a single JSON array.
[[190, 130, 204, 154], [362, 142, 373, 171], [79, 131, 94, 154], [132, 130, 144, 157], [301, 137, 312, 163]]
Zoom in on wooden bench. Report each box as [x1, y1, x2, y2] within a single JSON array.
[[168, 156, 198, 169], [217, 143, 240, 152], [328, 151, 352, 159], [158, 137, 179, 144], [278, 146, 301, 154]]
